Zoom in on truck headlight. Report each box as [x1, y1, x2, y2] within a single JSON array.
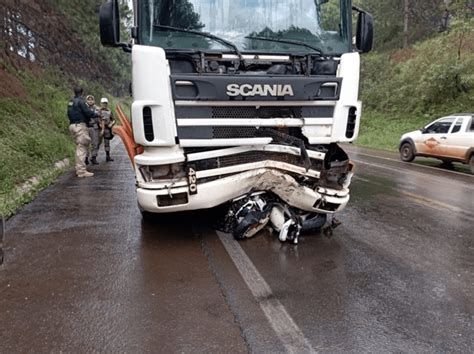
[[139, 163, 185, 182]]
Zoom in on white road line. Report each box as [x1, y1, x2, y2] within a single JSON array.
[[351, 159, 415, 174], [352, 175, 372, 184], [352, 159, 474, 190], [396, 190, 474, 219], [216, 231, 315, 354], [348, 150, 474, 178], [353, 176, 474, 220]]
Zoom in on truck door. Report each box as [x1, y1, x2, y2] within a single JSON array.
[[417, 117, 455, 157]]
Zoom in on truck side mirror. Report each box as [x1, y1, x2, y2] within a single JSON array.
[[100, 0, 120, 46], [354, 8, 374, 53], [100, 0, 131, 52]]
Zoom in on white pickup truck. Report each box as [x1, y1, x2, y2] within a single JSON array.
[[399, 113, 474, 173]]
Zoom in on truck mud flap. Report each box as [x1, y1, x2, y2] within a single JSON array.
[[113, 105, 144, 165]]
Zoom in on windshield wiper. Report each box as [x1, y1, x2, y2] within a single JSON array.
[[153, 25, 247, 70], [245, 36, 322, 55]]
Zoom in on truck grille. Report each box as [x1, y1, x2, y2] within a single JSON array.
[[178, 126, 291, 140], [211, 106, 303, 119], [174, 104, 333, 141], [190, 151, 323, 171], [212, 127, 258, 139]]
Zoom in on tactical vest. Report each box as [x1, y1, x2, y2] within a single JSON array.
[[67, 96, 94, 124], [101, 109, 112, 125], [88, 105, 100, 127], [67, 97, 85, 124]]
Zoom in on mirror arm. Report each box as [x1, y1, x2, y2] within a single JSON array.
[[119, 43, 132, 53], [352, 5, 365, 14]]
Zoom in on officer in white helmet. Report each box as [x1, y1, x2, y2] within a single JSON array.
[[99, 97, 116, 162]]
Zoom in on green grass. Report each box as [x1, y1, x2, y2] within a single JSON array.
[[0, 165, 70, 219], [0, 70, 73, 217], [357, 22, 474, 152], [356, 110, 432, 151], [0, 62, 129, 217]]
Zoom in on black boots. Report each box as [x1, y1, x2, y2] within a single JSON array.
[[88, 154, 113, 164], [106, 151, 114, 162]]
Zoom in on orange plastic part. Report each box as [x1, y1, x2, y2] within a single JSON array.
[[113, 105, 144, 165]]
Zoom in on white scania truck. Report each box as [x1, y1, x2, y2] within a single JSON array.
[[99, 0, 373, 239]]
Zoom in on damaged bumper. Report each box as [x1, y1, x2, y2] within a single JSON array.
[[137, 166, 350, 213]]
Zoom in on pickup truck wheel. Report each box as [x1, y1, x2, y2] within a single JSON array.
[[400, 142, 415, 162], [470, 155, 474, 174]]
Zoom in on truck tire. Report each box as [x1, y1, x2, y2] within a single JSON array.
[[140, 208, 156, 221], [138, 204, 163, 222], [470, 155, 474, 174], [400, 142, 415, 162]]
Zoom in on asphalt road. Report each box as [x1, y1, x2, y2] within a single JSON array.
[[1, 143, 473, 353]]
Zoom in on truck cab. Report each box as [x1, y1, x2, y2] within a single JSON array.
[[99, 0, 373, 225]]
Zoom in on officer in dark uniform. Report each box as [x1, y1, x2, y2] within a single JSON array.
[[67, 87, 97, 177]]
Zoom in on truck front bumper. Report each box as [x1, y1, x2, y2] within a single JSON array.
[[137, 167, 350, 214]]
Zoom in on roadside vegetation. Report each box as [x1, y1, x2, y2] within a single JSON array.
[[0, 0, 132, 217], [0, 61, 130, 217], [356, 0, 474, 151]]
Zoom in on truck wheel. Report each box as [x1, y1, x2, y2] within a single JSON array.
[[400, 142, 415, 162], [470, 155, 474, 174], [139, 207, 177, 223], [138, 204, 161, 222], [140, 209, 156, 221]]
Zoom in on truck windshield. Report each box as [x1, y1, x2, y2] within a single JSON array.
[[138, 0, 352, 56]]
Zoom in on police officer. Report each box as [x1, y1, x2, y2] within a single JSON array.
[[67, 87, 97, 178], [85, 95, 101, 165], [99, 97, 116, 162]]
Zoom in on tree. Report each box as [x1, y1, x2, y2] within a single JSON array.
[[246, 26, 319, 51], [444, 0, 474, 20], [155, 0, 204, 30], [319, 0, 341, 31], [355, 0, 447, 50], [403, 0, 410, 48], [354, 0, 405, 50]]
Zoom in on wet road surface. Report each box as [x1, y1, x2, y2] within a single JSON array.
[[1, 143, 473, 352]]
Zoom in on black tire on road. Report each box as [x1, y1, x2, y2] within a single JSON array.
[[400, 142, 415, 162], [139, 206, 163, 222], [470, 155, 474, 174], [301, 213, 328, 234], [139, 206, 187, 224]]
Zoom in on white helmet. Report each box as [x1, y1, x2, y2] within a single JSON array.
[[100, 97, 109, 104]]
